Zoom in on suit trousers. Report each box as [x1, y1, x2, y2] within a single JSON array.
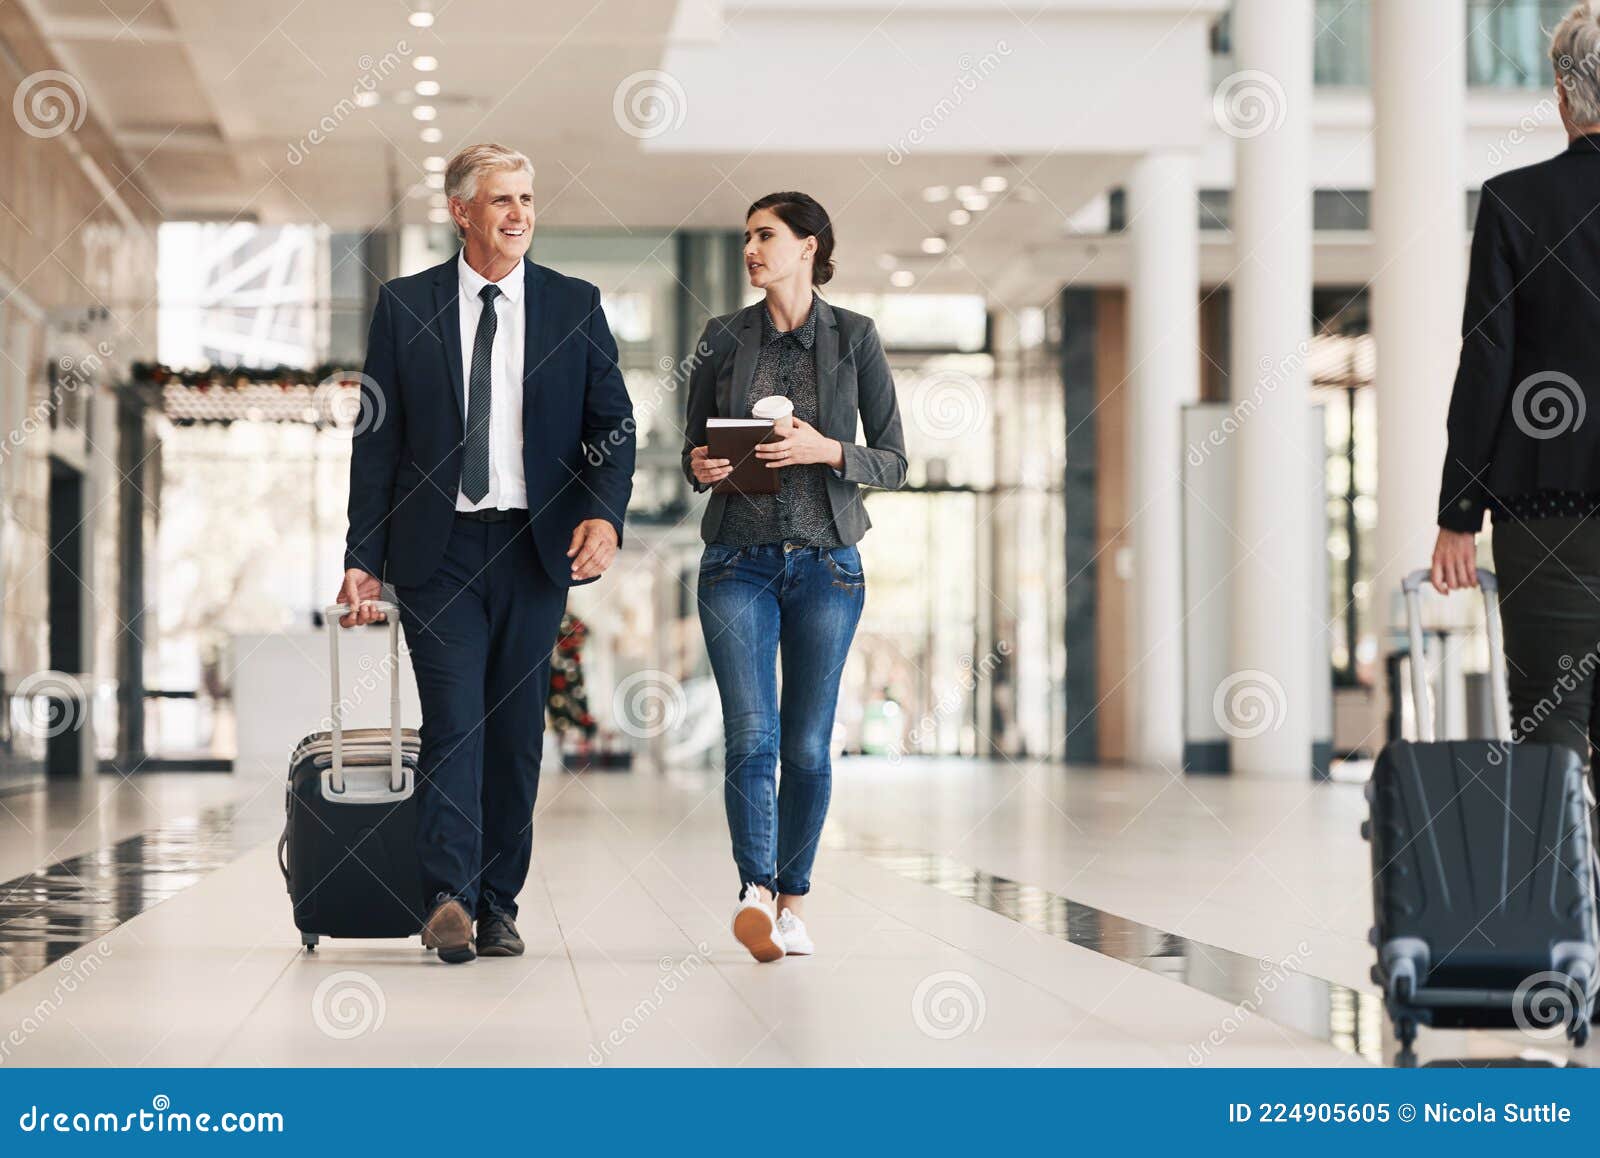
[[1491, 515, 1600, 791], [392, 511, 566, 919]]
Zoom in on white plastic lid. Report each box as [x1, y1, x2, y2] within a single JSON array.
[[751, 396, 794, 420]]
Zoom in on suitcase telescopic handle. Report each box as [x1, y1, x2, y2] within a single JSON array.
[[325, 602, 403, 793], [1398, 569, 1510, 744]]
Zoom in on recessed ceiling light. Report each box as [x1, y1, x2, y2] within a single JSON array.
[[921, 237, 947, 255], [889, 270, 915, 288], [424, 155, 446, 171], [414, 80, 440, 97], [961, 193, 990, 212], [354, 91, 379, 108], [413, 56, 438, 71], [428, 207, 450, 224], [954, 184, 977, 200], [420, 126, 443, 143], [980, 175, 1008, 193], [409, 10, 434, 27], [922, 185, 949, 203], [425, 172, 444, 189], [412, 105, 437, 121], [948, 208, 971, 226]]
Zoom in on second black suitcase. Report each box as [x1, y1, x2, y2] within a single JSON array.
[[1364, 567, 1599, 1052]]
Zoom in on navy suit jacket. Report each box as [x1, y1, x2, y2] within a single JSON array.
[[344, 255, 635, 589]]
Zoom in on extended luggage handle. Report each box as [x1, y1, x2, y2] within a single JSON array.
[[325, 602, 403, 794], [1398, 568, 1509, 744]]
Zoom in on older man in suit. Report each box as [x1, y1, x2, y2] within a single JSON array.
[[1433, 5, 1600, 783], [337, 143, 634, 963]]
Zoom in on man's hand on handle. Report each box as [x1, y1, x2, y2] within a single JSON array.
[[1430, 528, 1480, 595], [567, 518, 618, 582], [336, 568, 386, 627]]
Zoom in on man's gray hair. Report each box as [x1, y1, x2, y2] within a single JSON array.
[[1551, 2, 1600, 126], [444, 143, 535, 230]]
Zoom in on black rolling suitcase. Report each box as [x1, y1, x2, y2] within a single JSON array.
[[277, 601, 425, 950], [1363, 567, 1599, 1051]]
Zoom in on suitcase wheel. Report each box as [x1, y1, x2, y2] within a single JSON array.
[[301, 933, 320, 953], [1395, 1016, 1417, 1051], [1572, 1019, 1590, 1048]]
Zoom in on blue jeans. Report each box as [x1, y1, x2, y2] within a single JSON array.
[[697, 541, 866, 898]]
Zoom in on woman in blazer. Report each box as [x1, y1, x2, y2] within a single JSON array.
[[683, 191, 908, 962]]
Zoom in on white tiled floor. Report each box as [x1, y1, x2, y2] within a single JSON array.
[[0, 759, 1584, 1067]]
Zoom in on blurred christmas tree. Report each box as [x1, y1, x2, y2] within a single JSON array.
[[547, 613, 597, 743]]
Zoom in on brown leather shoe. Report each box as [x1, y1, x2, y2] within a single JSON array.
[[422, 896, 475, 964]]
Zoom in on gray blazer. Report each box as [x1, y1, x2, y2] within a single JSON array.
[[681, 296, 908, 545]]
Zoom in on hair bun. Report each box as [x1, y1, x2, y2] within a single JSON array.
[[813, 256, 835, 286]]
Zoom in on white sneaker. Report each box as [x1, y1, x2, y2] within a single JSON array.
[[776, 908, 813, 956], [731, 886, 786, 963]]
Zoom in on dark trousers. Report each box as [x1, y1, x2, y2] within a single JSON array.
[[1491, 515, 1600, 786], [392, 512, 566, 920]]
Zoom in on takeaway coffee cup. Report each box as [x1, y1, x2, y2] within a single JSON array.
[[752, 395, 795, 433]]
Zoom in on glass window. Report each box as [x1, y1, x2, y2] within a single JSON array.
[[823, 293, 988, 353], [1467, 0, 1568, 88], [158, 223, 328, 369]]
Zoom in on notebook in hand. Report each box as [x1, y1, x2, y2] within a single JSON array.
[[707, 418, 780, 495]]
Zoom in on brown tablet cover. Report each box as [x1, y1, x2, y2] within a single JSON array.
[[707, 418, 780, 495]]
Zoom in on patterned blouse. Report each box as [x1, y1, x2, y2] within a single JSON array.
[[713, 299, 842, 548]]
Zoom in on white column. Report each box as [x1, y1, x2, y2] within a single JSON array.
[[1230, 0, 1315, 776], [1373, 0, 1466, 677], [1127, 152, 1199, 770]]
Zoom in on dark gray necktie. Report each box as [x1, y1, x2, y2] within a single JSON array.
[[461, 283, 500, 503]]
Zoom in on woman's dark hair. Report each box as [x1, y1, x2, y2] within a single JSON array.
[[746, 191, 835, 286]]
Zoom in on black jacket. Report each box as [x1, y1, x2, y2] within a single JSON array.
[[344, 255, 635, 588], [1439, 131, 1600, 532]]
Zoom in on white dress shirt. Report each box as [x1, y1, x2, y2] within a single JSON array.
[[456, 249, 527, 511]]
